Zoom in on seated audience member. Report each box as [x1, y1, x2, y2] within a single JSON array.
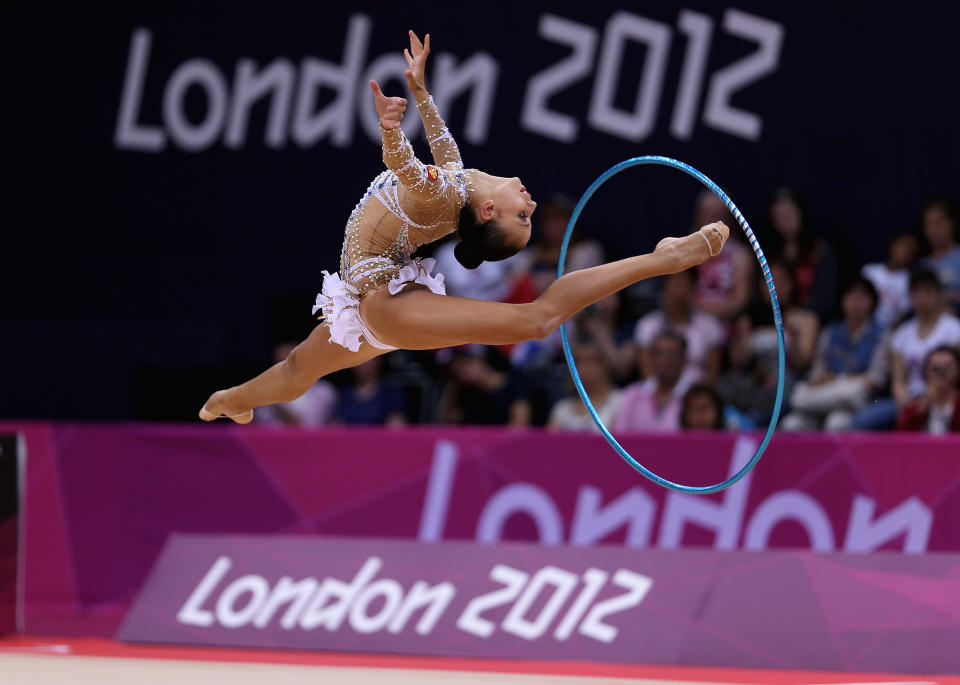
[[920, 197, 960, 311], [256, 342, 337, 426], [572, 293, 636, 382], [862, 231, 920, 329], [692, 190, 753, 321], [438, 346, 532, 427], [896, 346, 960, 433], [615, 332, 699, 433], [432, 236, 529, 302], [717, 265, 817, 426], [548, 343, 622, 431], [717, 313, 775, 425], [767, 188, 839, 321], [782, 278, 888, 431], [755, 263, 820, 375], [853, 268, 960, 430], [338, 357, 406, 426], [635, 270, 725, 382], [681, 383, 730, 430]]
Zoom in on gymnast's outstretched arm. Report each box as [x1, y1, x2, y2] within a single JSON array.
[[369, 80, 430, 190], [402, 31, 463, 170]]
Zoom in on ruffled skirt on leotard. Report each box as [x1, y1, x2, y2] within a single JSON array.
[[313, 258, 446, 352]]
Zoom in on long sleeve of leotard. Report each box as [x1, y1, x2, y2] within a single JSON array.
[[380, 125, 431, 191], [379, 122, 464, 229], [415, 95, 463, 170]]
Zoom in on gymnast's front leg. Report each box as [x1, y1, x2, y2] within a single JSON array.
[[360, 222, 729, 350], [199, 322, 387, 423]]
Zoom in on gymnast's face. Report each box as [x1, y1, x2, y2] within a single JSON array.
[[482, 177, 537, 250]]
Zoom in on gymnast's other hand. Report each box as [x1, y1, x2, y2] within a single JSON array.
[[369, 80, 407, 131], [403, 30, 430, 99], [655, 221, 729, 272]]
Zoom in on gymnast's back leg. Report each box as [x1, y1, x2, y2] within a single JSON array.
[[199, 322, 387, 423]]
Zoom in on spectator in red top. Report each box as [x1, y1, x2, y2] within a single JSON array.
[[896, 346, 960, 433], [692, 190, 753, 321]]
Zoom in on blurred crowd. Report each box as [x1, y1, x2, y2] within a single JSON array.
[[261, 191, 960, 435]]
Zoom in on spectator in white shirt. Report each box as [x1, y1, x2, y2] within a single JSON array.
[[635, 269, 725, 382], [548, 343, 622, 432], [862, 231, 919, 329], [853, 268, 960, 429]]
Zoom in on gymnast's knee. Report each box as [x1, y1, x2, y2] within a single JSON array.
[[283, 343, 319, 392]]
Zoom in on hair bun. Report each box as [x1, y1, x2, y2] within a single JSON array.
[[454, 241, 484, 270]]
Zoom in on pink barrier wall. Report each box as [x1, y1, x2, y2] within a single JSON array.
[[119, 535, 960, 673], [4, 421, 960, 636]]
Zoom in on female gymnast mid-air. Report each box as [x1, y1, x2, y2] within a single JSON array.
[[200, 30, 729, 424]]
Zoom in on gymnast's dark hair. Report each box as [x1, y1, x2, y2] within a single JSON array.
[[454, 203, 521, 270]]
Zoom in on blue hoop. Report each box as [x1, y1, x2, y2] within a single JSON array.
[[558, 156, 784, 494]]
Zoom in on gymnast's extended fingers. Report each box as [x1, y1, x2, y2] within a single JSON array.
[[408, 29, 423, 54]]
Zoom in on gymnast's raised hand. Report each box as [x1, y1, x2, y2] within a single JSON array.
[[200, 30, 729, 423]]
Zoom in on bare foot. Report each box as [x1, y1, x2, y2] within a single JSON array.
[[199, 390, 254, 424], [655, 221, 729, 271]]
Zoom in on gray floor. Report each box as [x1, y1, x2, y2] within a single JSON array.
[[0, 654, 735, 685]]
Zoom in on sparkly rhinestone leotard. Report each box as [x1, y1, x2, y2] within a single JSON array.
[[313, 96, 472, 352]]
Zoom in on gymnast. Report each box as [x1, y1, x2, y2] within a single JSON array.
[[200, 30, 728, 423]]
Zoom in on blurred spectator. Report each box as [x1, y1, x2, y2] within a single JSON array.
[[862, 231, 919, 329], [338, 357, 406, 426], [523, 200, 604, 296], [853, 268, 960, 430], [680, 383, 724, 430], [691, 190, 753, 320], [896, 346, 960, 433], [681, 382, 755, 430], [615, 331, 699, 432], [438, 346, 532, 427], [920, 197, 960, 310], [548, 343, 622, 431], [718, 264, 818, 425], [782, 278, 888, 431], [432, 237, 529, 301], [717, 312, 773, 424], [757, 262, 820, 374], [767, 188, 839, 321], [635, 270, 724, 382], [255, 342, 337, 426], [572, 293, 636, 382]]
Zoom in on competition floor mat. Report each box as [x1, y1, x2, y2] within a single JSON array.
[[0, 636, 956, 684]]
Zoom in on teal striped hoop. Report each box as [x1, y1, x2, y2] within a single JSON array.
[[558, 156, 784, 494]]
